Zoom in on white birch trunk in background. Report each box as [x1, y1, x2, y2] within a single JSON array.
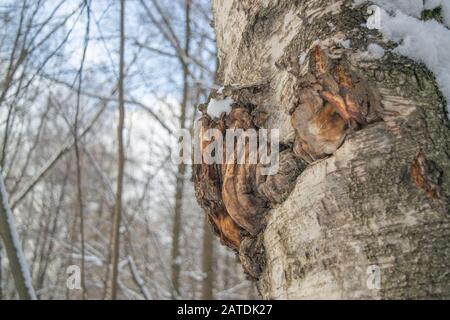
[[211, 0, 450, 299], [0, 174, 36, 300]]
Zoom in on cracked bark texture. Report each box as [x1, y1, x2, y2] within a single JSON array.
[[211, 0, 450, 299]]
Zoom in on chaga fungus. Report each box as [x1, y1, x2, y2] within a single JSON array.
[[192, 113, 244, 250], [291, 45, 383, 163], [193, 91, 302, 278], [194, 45, 385, 279]]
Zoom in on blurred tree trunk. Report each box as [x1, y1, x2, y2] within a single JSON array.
[[211, 0, 450, 299], [0, 243, 3, 299], [170, 0, 192, 299], [170, 165, 185, 299], [34, 164, 69, 297], [0, 174, 36, 300], [201, 217, 214, 299], [111, 0, 126, 300]]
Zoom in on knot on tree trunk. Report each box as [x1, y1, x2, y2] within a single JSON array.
[[290, 45, 383, 163], [410, 149, 443, 202]]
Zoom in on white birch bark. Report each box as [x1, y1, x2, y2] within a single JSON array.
[[211, 0, 450, 299], [0, 174, 36, 300]]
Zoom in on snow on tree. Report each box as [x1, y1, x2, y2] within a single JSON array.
[[358, 0, 450, 116], [0, 174, 37, 300]]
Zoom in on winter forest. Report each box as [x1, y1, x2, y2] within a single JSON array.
[[1, 0, 450, 301], [0, 0, 256, 300]]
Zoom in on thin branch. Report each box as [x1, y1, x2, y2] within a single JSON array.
[[10, 102, 107, 209], [110, 0, 126, 300], [127, 256, 152, 300]]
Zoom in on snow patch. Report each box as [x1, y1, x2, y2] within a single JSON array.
[[299, 52, 307, 65], [356, 0, 450, 28], [207, 96, 234, 118], [340, 39, 352, 49], [357, 0, 450, 115], [369, 0, 424, 18], [71, 253, 103, 267], [367, 43, 385, 59], [377, 8, 450, 114], [424, 0, 450, 28]]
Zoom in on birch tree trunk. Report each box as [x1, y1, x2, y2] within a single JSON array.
[[201, 217, 214, 299], [170, 0, 193, 299], [110, 0, 126, 300], [211, 0, 450, 299], [0, 174, 36, 300]]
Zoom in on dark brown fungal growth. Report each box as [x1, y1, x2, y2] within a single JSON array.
[[410, 149, 443, 202], [215, 104, 268, 237], [192, 112, 245, 250], [257, 149, 306, 204], [207, 209, 242, 250], [192, 89, 303, 276], [291, 45, 383, 163]]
